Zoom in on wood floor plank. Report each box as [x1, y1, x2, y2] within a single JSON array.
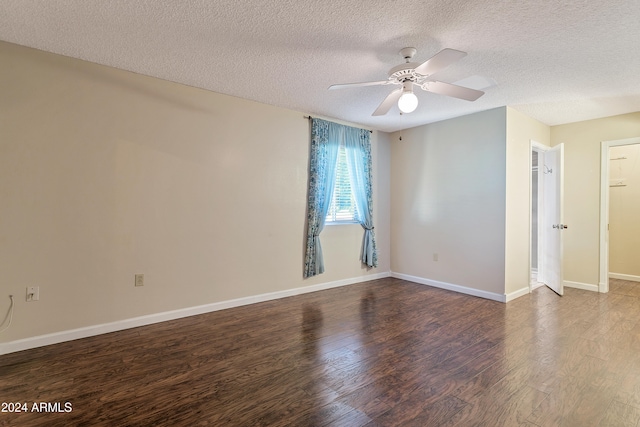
[[3, 278, 640, 426], [471, 385, 547, 427], [527, 374, 589, 426], [598, 400, 640, 427], [561, 375, 622, 426], [614, 372, 640, 409]]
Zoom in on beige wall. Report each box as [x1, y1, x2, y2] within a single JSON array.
[[505, 108, 550, 294], [0, 41, 391, 343], [390, 108, 507, 295], [609, 144, 640, 277], [551, 112, 640, 286]]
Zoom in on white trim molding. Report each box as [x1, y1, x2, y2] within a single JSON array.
[[391, 272, 507, 303], [0, 272, 391, 355], [564, 280, 599, 292], [506, 287, 531, 302], [609, 273, 640, 283]]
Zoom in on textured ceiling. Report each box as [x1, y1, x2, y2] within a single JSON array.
[[1, 0, 639, 132]]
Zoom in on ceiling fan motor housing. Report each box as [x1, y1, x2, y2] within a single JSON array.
[[388, 63, 423, 83]]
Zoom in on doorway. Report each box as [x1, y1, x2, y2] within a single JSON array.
[[599, 137, 640, 292]]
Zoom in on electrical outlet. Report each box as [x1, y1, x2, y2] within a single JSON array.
[[135, 274, 144, 287], [433, 253, 439, 262], [26, 286, 40, 302]]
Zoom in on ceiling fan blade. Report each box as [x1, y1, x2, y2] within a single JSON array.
[[372, 89, 403, 116], [328, 80, 391, 90], [422, 81, 485, 101], [414, 48, 467, 77]]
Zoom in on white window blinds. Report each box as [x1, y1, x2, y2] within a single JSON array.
[[326, 144, 358, 222]]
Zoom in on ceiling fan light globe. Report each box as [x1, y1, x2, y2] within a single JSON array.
[[398, 92, 418, 113]]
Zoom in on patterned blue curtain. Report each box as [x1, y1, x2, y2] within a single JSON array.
[[304, 118, 340, 278], [344, 128, 378, 267]]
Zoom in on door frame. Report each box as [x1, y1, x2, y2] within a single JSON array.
[[599, 136, 640, 293]]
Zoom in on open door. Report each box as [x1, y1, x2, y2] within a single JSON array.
[[541, 144, 565, 295]]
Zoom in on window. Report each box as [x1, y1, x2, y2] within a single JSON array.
[[326, 144, 358, 223]]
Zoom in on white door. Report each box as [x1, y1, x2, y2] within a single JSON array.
[[542, 144, 565, 295]]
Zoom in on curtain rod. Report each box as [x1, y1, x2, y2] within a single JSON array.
[[304, 116, 373, 133]]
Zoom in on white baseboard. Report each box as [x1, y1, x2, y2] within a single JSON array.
[[609, 273, 640, 283], [390, 272, 506, 303], [564, 280, 599, 292], [506, 286, 530, 302], [0, 272, 391, 355], [599, 281, 609, 293]]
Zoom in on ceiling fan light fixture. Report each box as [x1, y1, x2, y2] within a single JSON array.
[[397, 82, 418, 113], [328, 48, 480, 116]]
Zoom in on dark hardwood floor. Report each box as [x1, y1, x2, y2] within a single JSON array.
[[2, 277, 640, 426]]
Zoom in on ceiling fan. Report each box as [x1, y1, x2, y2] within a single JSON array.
[[329, 47, 485, 116]]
